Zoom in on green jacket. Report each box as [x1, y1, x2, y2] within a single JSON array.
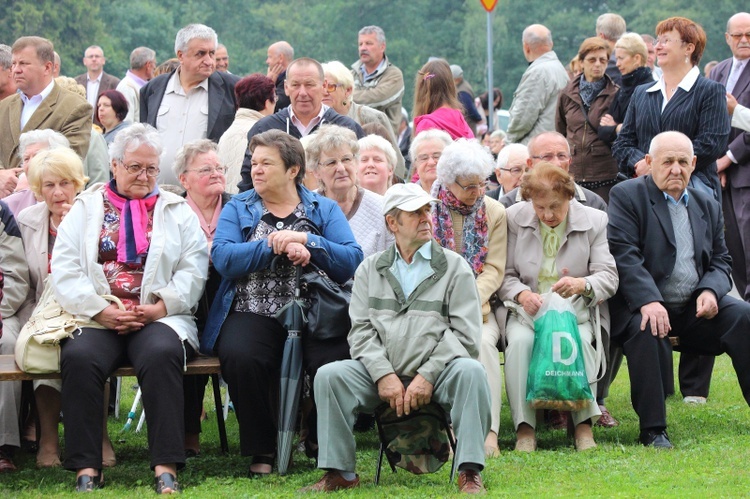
[[348, 240, 482, 385]]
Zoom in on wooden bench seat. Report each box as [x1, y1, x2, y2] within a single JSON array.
[[0, 354, 228, 453]]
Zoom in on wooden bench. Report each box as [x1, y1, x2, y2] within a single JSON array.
[[0, 354, 228, 454]]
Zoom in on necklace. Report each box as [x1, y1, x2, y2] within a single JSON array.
[[49, 216, 60, 232]]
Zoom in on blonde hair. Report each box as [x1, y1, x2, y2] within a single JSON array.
[[615, 33, 648, 68], [27, 148, 88, 197]]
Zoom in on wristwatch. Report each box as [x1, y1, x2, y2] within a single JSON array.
[[583, 279, 593, 297]]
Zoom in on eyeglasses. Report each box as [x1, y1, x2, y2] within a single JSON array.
[[454, 179, 486, 192], [531, 153, 571, 162], [652, 37, 684, 47], [728, 32, 750, 41], [416, 152, 442, 163], [187, 165, 227, 177], [499, 167, 524, 176], [121, 163, 160, 177], [325, 82, 345, 93], [319, 155, 355, 169]]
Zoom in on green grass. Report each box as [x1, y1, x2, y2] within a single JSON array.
[[2, 354, 750, 497]]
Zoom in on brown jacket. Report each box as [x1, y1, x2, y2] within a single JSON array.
[[556, 75, 618, 183], [0, 83, 93, 169]]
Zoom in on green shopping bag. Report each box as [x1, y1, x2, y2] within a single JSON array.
[[526, 293, 593, 411]]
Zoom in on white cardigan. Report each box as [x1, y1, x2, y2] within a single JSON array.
[[51, 184, 209, 349]]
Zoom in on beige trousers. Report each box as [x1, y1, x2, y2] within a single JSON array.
[[478, 312, 502, 434]]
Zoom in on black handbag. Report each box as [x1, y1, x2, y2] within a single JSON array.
[[299, 266, 353, 341]]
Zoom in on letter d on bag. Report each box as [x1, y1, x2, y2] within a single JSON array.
[[552, 331, 578, 366]]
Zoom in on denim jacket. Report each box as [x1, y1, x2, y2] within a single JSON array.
[[200, 184, 363, 354]]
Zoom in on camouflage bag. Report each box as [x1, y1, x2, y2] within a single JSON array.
[[374, 402, 453, 475]]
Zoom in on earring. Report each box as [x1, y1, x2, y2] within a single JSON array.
[[685, 55, 689, 64]]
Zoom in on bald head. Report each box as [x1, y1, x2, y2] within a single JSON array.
[[648, 131, 694, 158], [267, 41, 294, 71], [522, 24, 553, 62], [646, 131, 696, 199], [527, 132, 571, 171]]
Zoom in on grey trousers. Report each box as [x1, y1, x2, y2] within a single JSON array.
[[0, 314, 22, 447], [315, 357, 491, 473]]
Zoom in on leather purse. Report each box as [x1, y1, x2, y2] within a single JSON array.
[[15, 277, 125, 374], [299, 265, 353, 341]]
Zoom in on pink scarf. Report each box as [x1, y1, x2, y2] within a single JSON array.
[[104, 180, 159, 266]]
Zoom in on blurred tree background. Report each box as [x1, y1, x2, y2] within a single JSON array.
[[0, 0, 739, 116]]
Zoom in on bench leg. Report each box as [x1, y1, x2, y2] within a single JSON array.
[[211, 374, 228, 454]]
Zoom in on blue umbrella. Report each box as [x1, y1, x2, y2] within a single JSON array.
[[274, 263, 307, 475]]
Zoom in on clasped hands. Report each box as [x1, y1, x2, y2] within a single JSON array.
[[267, 230, 310, 266], [377, 373, 433, 417], [517, 276, 587, 316], [93, 300, 167, 335], [639, 290, 718, 338]]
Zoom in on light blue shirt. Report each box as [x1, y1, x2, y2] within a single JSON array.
[[663, 189, 689, 206], [361, 58, 387, 81], [20, 80, 55, 129], [391, 241, 434, 299]]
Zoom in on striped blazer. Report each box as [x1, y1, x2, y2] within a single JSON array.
[[611, 74, 730, 190]]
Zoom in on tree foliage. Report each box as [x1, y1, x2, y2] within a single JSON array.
[[0, 0, 740, 115]]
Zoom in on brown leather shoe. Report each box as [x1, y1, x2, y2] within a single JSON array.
[[595, 405, 620, 427], [0, 450, 16, 473], [458, 469, 485, 494], [300, 471, 360, 492]]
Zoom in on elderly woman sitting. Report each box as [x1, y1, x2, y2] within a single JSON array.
[[409, 129, 452, 193], [357, 134, 398, 196], [431, 139, 507, 457], [173, 139, 230, 458], [307, 124, 392, 259], [498, 163, 618, 452], [53, 124, 208, 493]]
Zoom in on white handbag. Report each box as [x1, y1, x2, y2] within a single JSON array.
[[15, 277, 125, 374]]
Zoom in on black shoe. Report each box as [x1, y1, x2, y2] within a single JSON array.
[[639, 429, 673, 449], [353, 412, 375, 433], [75, 473, 104, 492]]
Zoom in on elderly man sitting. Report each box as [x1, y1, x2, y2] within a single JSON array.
[[305, 183, 491, 494]]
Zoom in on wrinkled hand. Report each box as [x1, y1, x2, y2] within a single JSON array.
[[727, 93, 738, 115], [634, 159, 649, 177], [551, 276, 586, 299], [60, 202, 74, 219], [695, 290, 719, 320], [0, 168, 22, 198], [130, 300, 167, 326], [599, 114, 616, 127], [716, 155, 733, 173], [377, 373, 406, 417], [517, 290, 543, 316], [267, 62, 284, 82], [640, 301, 671, 338], [403, 374, 433, 415], [267, 230, 308, 255], [285, 241, 310, 266], [15, 172, 29, 192], [93, 304, 144, 334]]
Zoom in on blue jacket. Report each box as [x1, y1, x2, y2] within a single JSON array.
[[200, 185, 363, 354]]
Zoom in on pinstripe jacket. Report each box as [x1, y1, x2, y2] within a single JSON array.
[[612, 72, 730, 190]]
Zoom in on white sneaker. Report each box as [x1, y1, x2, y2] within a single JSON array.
[[683, 396, 707, 404]]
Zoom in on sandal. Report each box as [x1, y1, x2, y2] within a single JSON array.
[[248, 455, 274, 478], [154, 472, 180, 494], [75, 473, 104, 492]]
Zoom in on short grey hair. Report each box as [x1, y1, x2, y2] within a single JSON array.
[[322, 61, 354, 90], [305, 124, 360, 173], [596, 13, 627, 42], [174, 24, 217, 54], [270, 41, 294, 62], [435, 138, 494, 187], [490, 129, 507, 141], [359, 25, 386, 44], [409, 129, 452, 163], [110, 123, 163, 164], [358, 134, 397, 170], [84, 45, 103, 56], [0, 44, 11, 70], [130, 47, 156, 70], [18, 129, 70, 160], [496, 143, 529, 170], [522, 25, 553, 48], [172, 139, 218, 179]]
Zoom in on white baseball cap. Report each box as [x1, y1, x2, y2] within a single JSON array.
[[382, 183, 437, 214]]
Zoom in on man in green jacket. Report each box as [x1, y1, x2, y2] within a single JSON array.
[[304, 183, 491, 494]]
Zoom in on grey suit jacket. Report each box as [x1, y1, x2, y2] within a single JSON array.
[[74, 71, 121, 97], [139, 69, 240, 142], [710, 58, 750, 187], [0, 83, 93, 169]]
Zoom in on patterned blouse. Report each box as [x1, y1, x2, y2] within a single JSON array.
[[233, 202, 307, 316], [98, 191, 154, 308]]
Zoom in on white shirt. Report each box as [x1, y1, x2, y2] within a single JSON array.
[[20, 80, 55, 129], [156, 69, 210, 186], [86, 73, 102, 109], [647, 66, 700, 113], [289, 104, 328, 137]]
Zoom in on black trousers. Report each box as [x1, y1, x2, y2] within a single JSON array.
[[61, 322, 193, 471], [614, 296, 750, 430], [216, 311, 349, 457]]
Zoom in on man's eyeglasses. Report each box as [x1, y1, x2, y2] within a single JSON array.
[[499, 167, 524, 176], [121, 163, 160, 177], [728, 32, 750, 41], [187, 165, 228, 177], [530, 153, 571, 162]]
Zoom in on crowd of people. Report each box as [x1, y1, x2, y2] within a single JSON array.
[[0, 9, 749, 495]]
